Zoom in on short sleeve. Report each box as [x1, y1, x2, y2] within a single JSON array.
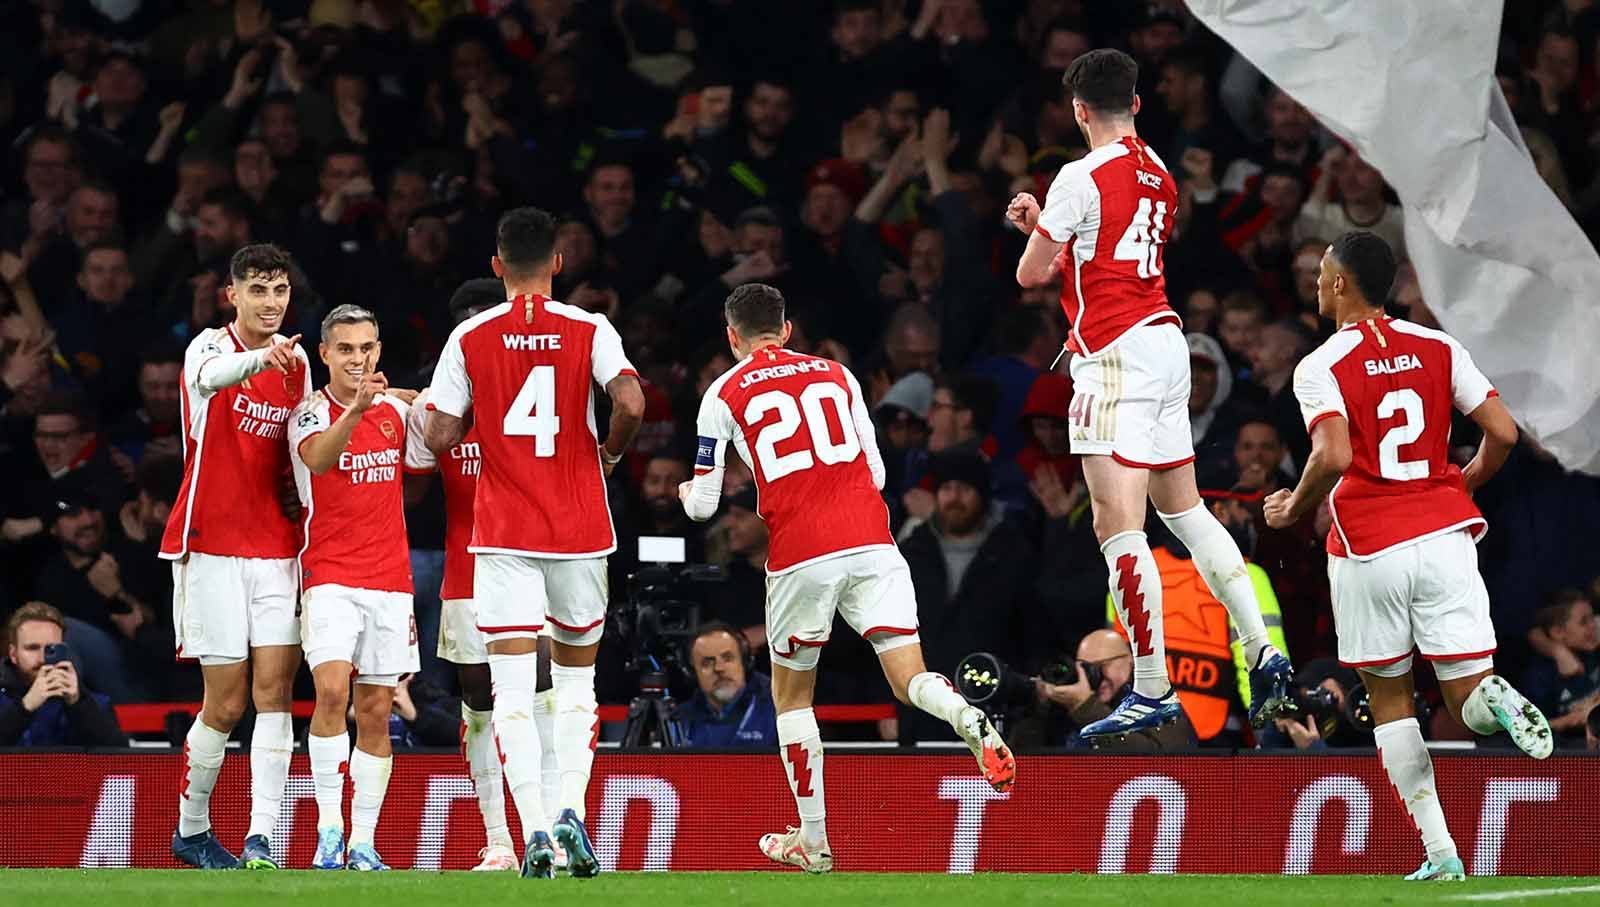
[[429, 325, 473, 418], [288, 399, 328, 452], [1035, 162, 1093, 244], [404, 389, 437, 471], [590, 316, 637, 387], [1448, 336, 1496, 413], [1293, 355, 1347, 433]]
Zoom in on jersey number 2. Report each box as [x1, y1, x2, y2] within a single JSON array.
[[1377, 388, 1427, 480], [1113, 197, 1169, 278], [505, 365, 559, 457], [746, 384, 861, 481]]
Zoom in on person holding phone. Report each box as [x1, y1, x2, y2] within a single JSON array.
[[0, 601, 125, 746]]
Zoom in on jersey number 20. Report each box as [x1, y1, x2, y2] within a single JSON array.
[[1113, 197, 1169, 278], [746, 384, 861, 481], [505, 365, 559, 457]]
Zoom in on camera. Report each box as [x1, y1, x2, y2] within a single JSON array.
[[609, 553, 725, 747], [956, 651, 1094, 713]]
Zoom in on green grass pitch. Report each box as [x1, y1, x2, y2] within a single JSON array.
[[3, 870, 1597, 906]]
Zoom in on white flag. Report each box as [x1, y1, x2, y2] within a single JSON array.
[[1190, 0, 1600, 474]]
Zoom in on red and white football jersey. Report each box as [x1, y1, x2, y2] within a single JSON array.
[[696, 347, 893, 574], [161, 325, 311, 560], [289, 390, 421, 593], [429, 294, 636, 558], [1293, 317, 1496, 560], [405, 402, 480, 601], [1036, 136, 1181, 356]]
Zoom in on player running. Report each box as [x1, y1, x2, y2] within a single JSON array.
[[403, 279, 562, 873], [287, 305, 425, 871], [425, 208, 645, 880], [161, 244, 309, 870], [1265, 231, 1552, 882], [679, 283, 1015, 874], [1007, 49, 1293, 739]]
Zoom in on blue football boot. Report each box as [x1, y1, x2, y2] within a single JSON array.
[[522, 831, 557, 879], [171, 829, 239, 869], [1249, 650, 1298, 728], [346, 843, 389, 871], [1079, 688, 1185, 740], [311, 826, 346, 870], [553, 808, 600, 878], [240, 834, 277, 870]]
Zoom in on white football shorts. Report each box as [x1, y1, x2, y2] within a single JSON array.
[[473, 554, 608, 646], [765, 547, 921, 671], [1329, 528, 1496, 674], [1066, 321, 1196, 469], [300, 583, 421, 678], [172, 552, 299, 664]]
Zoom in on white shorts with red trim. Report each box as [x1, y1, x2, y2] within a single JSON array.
[[1328, 528, 1496, 671], [438, 598, 552, 664], [473, 553, 607, 646], [765, 547, 920, 671], [1066, 322, 1195, 469], [172, 553, 299, 664], [300, 583, 420, 677]]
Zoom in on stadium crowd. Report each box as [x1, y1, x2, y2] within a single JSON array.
[[2, 0, 1599, 751]]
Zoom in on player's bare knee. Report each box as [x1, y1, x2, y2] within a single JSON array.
[[204, 691, 249, 730], [458, 663, 494, 711]]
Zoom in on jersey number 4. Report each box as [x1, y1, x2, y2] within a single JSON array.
[[505, 365, 559, 457], [1113, 197, 1169, 278], [746, 384, 861, 481]]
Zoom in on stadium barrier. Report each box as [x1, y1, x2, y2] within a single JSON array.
[[2, 750, 1595, 874]]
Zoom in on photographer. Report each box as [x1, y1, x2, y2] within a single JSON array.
[[0, 602, 125, 746], [674, 622, 778, 748], [1036, 630, 1197, 751], [1258, 658, 1371, 750]]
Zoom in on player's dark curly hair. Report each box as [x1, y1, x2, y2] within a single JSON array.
[[724, 282, 786, 338], [1328, 230, 1398, 305], [496, 206, 558, 277], [1064, 48, 1138, 115], [229, 243, 293, 283]]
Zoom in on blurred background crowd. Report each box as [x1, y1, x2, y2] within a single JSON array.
[[1, 0, 1598, 752]]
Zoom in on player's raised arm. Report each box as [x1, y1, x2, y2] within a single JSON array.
[[297, 375, 382, 475]]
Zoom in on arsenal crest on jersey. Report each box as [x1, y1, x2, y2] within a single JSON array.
[[380, 419, 398, 444], [284, 371, 302, 398]]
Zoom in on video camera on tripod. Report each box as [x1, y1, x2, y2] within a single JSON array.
[[607, 536, 726, 747]]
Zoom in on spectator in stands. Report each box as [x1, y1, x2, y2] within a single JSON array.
[[1217, 291, 1267, 377], [107, 343, 184, 466], [1189, 332, 1253, 479], [4, 392, 130, 555], [614, 452, 708, 592], [927, 373, 999, 458], [1154, 43, 1247, 182], [969, 304, 1059, 462], [1222, 86, 1320, 193], [900, 451, 1034, 741], [1036, 629, 1197, 751], [0, 602, 125, 746], [1295, 146, 1406, 261], [55, 241, 157, 411], [1, 127, 83, 254], [112, 454, 195, 699], [675, 621, 778, 748], [1289, 238, 1327, 331], [23, 181, 122, 307], [1522, 589, 1600, 747], [1242, 320, 1315, 465], [383, 674, 465, 749], [1232, 419, 1295, 494], [32, 492, 151, 702]]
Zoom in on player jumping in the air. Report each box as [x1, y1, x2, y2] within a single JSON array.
[[162, 244, 308, 870], [1007, 49, 1294, 739], [680, 282, 1015, 874], [425, 208, 646, 879], [1266, 231, 1552, 881]]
